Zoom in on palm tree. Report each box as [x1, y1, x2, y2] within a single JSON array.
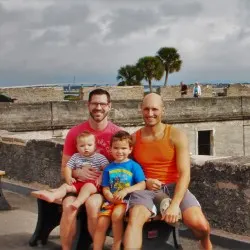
[[116, 65, 143, 86], [156, 47, 182, 86], [136, 56, 164, 93]]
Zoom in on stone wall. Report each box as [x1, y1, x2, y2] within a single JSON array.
[[159, 83, 250, 99], [159, 85, 213, 99], [1, 96, 250, 132], [0, 137, 63, 188], [227, 83, 250, 97], [175, 120, 247, 157], [79, 86, 144, 101], [1, 137, 249, 235], [1, 97, 250, 157], [0, 86, 64, 103], [190, 156, 250, 236]]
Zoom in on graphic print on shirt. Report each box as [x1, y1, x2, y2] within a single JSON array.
[[109, 168, 133, 194], [96, 137, 110, 157]]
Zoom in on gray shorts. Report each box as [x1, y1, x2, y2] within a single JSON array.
[[127, 183, 200, 216]]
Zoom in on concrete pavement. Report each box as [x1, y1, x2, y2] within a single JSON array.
[[0, 189, 242, 250]]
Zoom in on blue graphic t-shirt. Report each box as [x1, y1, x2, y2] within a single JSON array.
[[102, 159, 145, 194]]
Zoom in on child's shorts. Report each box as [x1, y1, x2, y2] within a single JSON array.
[[73, 180, 98, 193], [99, 201, 127, 217]]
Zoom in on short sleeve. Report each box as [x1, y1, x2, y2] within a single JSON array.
[[102, 167, 110, 187], [63, 129, 77, 156], [66, 154, 77, 169], [100, 155, 109, 167]]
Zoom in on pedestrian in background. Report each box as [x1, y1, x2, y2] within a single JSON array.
[[180, 81, 188, 97], [193, 82, 201, 97]]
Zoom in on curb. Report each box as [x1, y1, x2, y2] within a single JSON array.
[[2, 181, 37, 196], [180, 228, 250, 250]]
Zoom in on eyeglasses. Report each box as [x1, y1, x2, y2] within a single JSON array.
[[89, 102, 109, 108]]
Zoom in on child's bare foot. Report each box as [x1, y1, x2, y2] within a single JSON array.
[[70, 200, 82, 210], [31, 190, 56, 203]]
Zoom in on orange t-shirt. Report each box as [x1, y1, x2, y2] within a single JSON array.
[[133, 125, 179, 184]]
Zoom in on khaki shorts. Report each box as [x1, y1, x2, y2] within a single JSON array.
[[127, 183, 200, 216]]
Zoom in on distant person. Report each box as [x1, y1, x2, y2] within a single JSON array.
[[93, 131, 146, 250], [193, 82, 201, 97], [180, 81, 188, 97], [32, 131, 109, 210]]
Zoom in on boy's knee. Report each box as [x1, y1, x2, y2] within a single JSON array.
[[111, 211, 124, 223]]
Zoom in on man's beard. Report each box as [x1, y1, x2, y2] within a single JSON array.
[[89, 110, 108, 123]]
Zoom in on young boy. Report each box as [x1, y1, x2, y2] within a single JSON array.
[[93, 131, 146, 250], [32, 131, 109, 210]]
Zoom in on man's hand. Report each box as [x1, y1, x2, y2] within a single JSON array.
[[73, 166, 100, 181], [146, 178, 162, 191], [113, 189, 128, 201], [161, 202, 181, 224]]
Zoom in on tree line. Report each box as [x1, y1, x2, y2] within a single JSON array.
[[117, 47, 182, 92]]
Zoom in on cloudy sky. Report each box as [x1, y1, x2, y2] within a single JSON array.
[[0, 0, 250, 87]]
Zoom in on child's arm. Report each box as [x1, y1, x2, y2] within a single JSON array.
[[95, 155, 109, 185], [95, 171, 103, 186], [64, 166, 76, 185], [114, 160, 147, 200], [102, 187, 114, 203], [114, 181, 146, 201]]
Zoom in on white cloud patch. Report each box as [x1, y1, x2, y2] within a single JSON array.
[[0, 0, 250, 86]]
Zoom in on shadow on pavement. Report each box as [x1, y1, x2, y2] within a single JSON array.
[[0, 233, 61, 250]]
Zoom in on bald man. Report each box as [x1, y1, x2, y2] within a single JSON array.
[[123, 93, 212, 250]]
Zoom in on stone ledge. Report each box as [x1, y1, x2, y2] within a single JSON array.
[[0, 136, 27, 146]]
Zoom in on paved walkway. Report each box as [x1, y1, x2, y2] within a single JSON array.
[[0, 190, 231, 250]]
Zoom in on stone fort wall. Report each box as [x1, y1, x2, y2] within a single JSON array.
[[1, 96, 250, 157], [1, 84, 250, 103], [159, 85, 214, 99], [79, 86, 144, 101], [0, 86, 64, 103], [159, 83, 250, 99]]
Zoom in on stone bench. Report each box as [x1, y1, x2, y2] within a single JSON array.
[[29, 196, 182, 250], [0, 170, 11, 210]]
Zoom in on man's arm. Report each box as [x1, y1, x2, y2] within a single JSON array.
[[162, 127, 190, 223], [198, 86, 201, 96], [170, 127, 190, 206], [61, 154, 71, 179], [113, 181, 146, 201]]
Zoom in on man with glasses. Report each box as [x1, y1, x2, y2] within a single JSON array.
[[60, 88, 121, 250]]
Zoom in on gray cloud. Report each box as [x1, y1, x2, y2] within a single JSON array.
[[0, 0, 249, 86], [160, 1, 202, 17], [104, 8, 160, 40], [41, 3, 90, 27]]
